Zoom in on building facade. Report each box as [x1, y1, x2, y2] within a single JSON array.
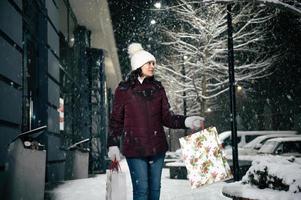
[[0, 0, 121, 198]]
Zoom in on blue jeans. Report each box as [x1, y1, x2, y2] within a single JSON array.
[[126, 153, 165, 200]]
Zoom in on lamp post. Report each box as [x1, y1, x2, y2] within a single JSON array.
[[182, 55, 188, 135], [227, 4, 240, 181]]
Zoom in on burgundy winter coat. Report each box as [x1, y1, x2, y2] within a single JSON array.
[[108, 77, 187, 157]]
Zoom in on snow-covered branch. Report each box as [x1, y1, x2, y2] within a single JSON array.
[[156, 0, 278, 115], [202, 0, 301, 16]]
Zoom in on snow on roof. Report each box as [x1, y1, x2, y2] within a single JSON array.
[[218, 130, 297, 140], [266, 136, 301, 142], [244, 134, 298, 149]]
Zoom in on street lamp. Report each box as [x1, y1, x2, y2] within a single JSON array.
[[154, 2, 161, 9], [150, 19, 156, 25]]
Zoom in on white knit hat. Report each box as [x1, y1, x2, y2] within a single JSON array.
[[128, 43, 156, 71]]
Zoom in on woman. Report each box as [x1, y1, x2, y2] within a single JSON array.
[[107, 43, 204, 200]]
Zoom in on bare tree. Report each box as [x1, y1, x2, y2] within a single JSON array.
[[202, 0, 301, 16], [155, 0, 277, 116]]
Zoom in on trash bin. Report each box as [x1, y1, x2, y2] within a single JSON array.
[[6, 126, 47, 200], [65, 138, 90, 180]]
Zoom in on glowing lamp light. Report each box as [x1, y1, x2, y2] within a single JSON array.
[[237, 85, 243, 92], [150, 19, 156, 25], [154, 2, 161, 9]]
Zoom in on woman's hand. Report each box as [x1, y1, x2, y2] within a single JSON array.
[[108, 146, 121, 161], [185, 116, 205, 129]]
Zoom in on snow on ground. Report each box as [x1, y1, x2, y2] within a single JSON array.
[[223, 182, 301, 200], [47, 159, 230, 200]]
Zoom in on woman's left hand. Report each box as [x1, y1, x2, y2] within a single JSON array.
[[185, 116, 205, 129]]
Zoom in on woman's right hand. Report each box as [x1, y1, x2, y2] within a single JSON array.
[[108, 146, 121, 161]]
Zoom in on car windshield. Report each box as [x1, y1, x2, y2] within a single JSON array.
[[244, 137, 262, 149], [258, 141, 278, 154]]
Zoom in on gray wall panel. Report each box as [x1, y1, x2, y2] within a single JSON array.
[[48, 78, 60, 107], [0, 1, 22, 47], [47, 106, 59, 134], [46, 134, 65, 161], [47, 162, 65, 182], [46, 132, 66, 183], [48, 50, 60, 82], [47, 22, 60, 56], [0, 82, 21, 124], [0, 37, 22, 85], [46, 0, 59, 32], [0, 126, 19, 166], [56, 0, 68, 39]]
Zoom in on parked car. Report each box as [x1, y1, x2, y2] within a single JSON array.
[[257, 136, 301, 157], [219, 130, 298, 149], [235, 133, 298, 156], [226, 136, 301, 179]]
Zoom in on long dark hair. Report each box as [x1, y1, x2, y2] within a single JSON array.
[[127, 68, 142, 81], [125, 68, 141, 87], [124, 68, 155, 88]]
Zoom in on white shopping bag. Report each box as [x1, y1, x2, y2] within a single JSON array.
[[179, 127, 232, 188], [106, 161, 127, 200]]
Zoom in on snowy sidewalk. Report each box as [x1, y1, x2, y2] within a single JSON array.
[[46, 160, 230, 200]]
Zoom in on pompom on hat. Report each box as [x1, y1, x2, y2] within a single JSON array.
[[128, 43, 156, 71]]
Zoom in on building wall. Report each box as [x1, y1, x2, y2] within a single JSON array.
[[0, 0, 23, 169], [0, 0, 121, 191], [45, 0, 65, 183], [0, 1, 23, 198]]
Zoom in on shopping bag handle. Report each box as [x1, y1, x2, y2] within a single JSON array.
[[109, 159, 121, 172], [188, 119, 205, 136], [200, 120, 205, 130]]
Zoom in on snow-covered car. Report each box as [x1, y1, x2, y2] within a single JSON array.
[[257, 136, 301, 157], [234, 133, 298, 156], [226, 136, 301, 177], [218, 130, 297, 149]]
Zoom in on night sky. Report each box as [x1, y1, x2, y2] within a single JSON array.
[[108, 0, 169, 78]]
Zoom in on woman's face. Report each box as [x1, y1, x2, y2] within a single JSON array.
[[141, 61, 155, 77]]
